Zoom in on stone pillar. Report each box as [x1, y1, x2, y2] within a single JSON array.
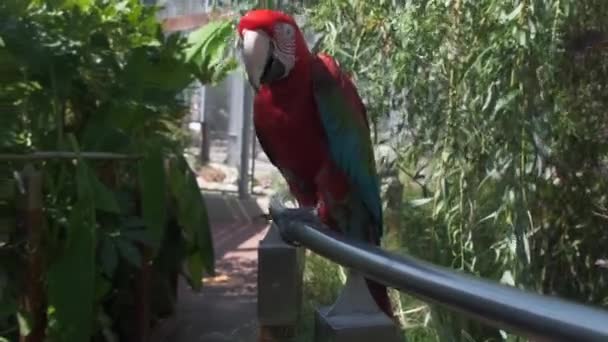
[[257, 224, 305, 341]]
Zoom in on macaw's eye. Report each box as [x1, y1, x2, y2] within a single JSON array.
[[282, 24, 294, 38], [274, 23, 295, 42]]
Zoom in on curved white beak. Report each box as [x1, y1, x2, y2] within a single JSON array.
[[241, 29, 271, 91]]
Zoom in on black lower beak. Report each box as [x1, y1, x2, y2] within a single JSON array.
[[260, 44, 286, 85]]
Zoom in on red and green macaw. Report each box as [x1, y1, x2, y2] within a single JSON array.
[[237, 10, 392, 318]]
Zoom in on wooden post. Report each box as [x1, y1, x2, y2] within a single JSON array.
[[134, 246, 153, 342], [132, 185, 152, 342], [18, 165, 47, 342]]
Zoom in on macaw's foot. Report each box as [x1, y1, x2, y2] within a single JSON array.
[[273, 206, 322, 227]]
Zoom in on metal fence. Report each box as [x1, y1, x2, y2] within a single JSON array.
[[257, 193, 608, 341], [154, 0, 258, 198], [181, 67, 258, 198]]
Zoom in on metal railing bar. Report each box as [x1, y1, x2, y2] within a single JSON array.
[[269, 196, 608, 342]]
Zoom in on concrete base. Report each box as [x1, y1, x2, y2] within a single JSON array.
[[314, 306, 402, 342], [313, 271, 401, 342]]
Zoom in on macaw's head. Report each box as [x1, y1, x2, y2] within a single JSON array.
[[237, 9, 308, 91]]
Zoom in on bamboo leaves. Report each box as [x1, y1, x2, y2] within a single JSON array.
[[16, 311, 31, 337], [501, 3, 525, 23], [308, 0, 608, 340]]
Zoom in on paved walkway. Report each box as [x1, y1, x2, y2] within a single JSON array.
[[168, 192, 271, 342]]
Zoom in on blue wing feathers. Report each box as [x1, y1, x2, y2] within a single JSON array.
[[311, 55, 383, 237]]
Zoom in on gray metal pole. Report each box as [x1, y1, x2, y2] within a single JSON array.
[[250, 130, 257, 194], [226, 73, 243, 166], [238, 80, 253, 199], [269, 197, 608, 342], [199, 85, 210, 164]]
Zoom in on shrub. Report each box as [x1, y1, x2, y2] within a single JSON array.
[[305, 0, 608, 340]]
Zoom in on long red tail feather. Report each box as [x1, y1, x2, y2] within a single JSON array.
[[366, 278, 394, 318]]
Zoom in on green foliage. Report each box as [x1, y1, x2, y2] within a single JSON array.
[[307, 0, 608, 341], [47, 151, 96, 342], [296, 252, 344, 342], [305, 0, 401, 139], [0, 0, 234, 340], [185, 19, 239, 86], [139, 148, 167, 249], [167, 154, 215, 290]]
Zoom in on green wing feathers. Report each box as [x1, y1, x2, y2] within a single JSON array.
[[311, 54, 383, 238]]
